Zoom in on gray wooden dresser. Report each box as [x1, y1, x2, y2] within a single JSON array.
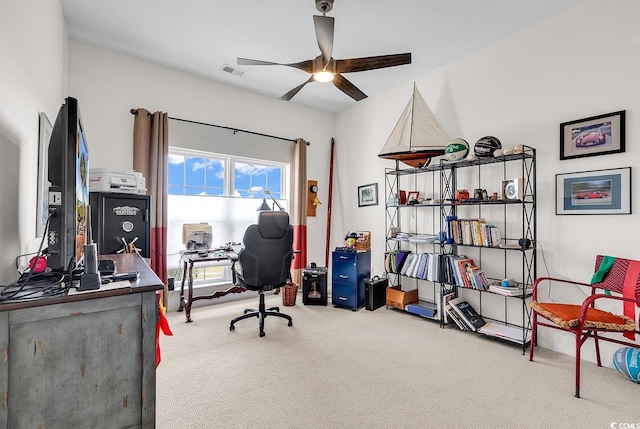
[[0, 253, 163, 428]]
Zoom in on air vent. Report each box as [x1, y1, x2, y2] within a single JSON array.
[[221, 64, 246, 77]]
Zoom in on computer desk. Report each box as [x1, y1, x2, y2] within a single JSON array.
[[0, 252, 163, 428], [177, 250, 246, 322]]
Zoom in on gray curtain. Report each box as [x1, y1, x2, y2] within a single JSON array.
[[132, 108, 169, 307]]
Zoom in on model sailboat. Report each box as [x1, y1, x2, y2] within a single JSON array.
[[378, 83, 451, 168]]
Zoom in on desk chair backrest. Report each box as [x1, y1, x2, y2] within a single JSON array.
[[237, 211, 293, 289], [593, 255, 640, 301]]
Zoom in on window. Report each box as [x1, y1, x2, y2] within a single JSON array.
[[168, 153, 225, 196], [167, 147, 289, 285]]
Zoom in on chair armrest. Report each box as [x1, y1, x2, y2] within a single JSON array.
[[581, 293, 640, 317], [531, 276, 591, 300]]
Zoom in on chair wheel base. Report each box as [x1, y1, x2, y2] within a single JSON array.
[[229, 290, 293, 336]]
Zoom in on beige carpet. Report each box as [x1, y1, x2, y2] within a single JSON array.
[[156, 294, 638, 428]]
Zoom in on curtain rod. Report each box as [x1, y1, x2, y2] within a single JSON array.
[[170, 116, 297, 143], [131, 109, 305, 144]]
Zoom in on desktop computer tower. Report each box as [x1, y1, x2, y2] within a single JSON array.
[[89, 192, 151, 258], [365, 278, 388, 311]]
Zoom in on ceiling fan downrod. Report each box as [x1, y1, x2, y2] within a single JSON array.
[[315, 0, 333, 14]]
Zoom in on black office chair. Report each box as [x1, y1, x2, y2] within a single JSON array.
[[229, 211, 294, 337]]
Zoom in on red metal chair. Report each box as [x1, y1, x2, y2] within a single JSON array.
[[529, 255, 640, 397]]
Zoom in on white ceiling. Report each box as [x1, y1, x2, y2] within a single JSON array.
[[60, 0, 580, 113]]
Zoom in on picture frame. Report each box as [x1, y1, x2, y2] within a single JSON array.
[[556, 167, 631, 215], [357, 183, 378, 207], [560, 110, 625, 160], [407, 191, 420, 203], [36, 112, 52, 237]]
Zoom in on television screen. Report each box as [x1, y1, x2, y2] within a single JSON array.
[[47, 97, 89, 274]]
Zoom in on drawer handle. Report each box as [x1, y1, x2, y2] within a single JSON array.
[[339, 275, 348, 279], [339, 256, 348, 260], [338, 296, 347, 301]]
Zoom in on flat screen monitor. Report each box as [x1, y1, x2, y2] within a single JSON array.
[[47, 97, 89, 274]]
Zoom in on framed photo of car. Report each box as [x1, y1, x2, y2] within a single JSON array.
[[560, 110, 625, 160], [556, 167, 631, 215]]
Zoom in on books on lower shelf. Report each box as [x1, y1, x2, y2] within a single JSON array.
[[488, 284, 532, 296], [478, 322, 531, 344], [448, 297, 486, 331], [444, 255, 489, 291], [445, 304, 469, 331], [437, 291, 456, 325], [385, 251, 444, 282]]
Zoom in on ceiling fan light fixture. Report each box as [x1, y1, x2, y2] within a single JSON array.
[[314, 70, 334, 82]]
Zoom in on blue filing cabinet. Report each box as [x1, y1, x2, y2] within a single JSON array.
[[331, 250, 371, 311]]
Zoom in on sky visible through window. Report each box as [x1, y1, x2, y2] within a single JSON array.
[[168, 153, 282, 197]]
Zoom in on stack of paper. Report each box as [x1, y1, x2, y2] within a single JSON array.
[[478, 322, 531, 344]]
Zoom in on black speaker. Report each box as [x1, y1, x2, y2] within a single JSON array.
[[89, 192, 151, 258], [518, 238, 532, 249]]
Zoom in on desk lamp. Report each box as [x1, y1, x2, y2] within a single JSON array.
[[256, 188, 285, 211]]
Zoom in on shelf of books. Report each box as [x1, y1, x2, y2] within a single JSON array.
[[384, 146, 536, 353], [384, 166, 443, 322]]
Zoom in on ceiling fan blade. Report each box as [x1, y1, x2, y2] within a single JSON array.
[[332, 74, 367, 101], [238, 58, 314, 74], [313, 15, 334, 66], [335, 53, 412, 74], [280, 76, 316, 101], [237, 58, 281, 66]]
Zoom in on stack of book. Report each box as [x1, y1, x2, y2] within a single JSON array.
[[446, 216, 501, 247], [384, 251, 444, 282], [446, 297, 486, 331], [443, 255, 490, 290], [488, 284, 532, 296]]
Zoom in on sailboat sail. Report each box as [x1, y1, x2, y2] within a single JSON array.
[[378, 84, 450, 168]]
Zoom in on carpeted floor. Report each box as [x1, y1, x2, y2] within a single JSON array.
[[156, 294, 639, 428]]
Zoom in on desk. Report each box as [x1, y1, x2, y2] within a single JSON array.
[[177, 251, 246, 322], [0, 253, 163, 429]]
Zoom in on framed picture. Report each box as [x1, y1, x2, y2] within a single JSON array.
[[556, 167, 631, 215], [357, 183, 378, 207], [407, 191, 420, 202], [36, 112, 52, 237], [560, 110, 625, 160]]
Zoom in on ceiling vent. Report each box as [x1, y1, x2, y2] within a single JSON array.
[[221, 64, 246, 77]]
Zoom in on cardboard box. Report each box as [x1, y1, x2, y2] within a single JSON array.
[[386, 285, 419, 310]]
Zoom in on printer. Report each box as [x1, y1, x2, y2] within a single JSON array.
[[89, 169, 146, 194]]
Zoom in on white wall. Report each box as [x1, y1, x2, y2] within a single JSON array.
[[334, 0, 640, 365], [0, 0, 67, 282]]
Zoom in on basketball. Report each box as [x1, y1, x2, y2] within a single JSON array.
[[474, 136, 502, 158], [444, 138, 469, 161], [613, 347, 640, 383]]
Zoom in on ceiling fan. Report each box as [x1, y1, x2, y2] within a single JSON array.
[[237, 0, 411, 102]]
